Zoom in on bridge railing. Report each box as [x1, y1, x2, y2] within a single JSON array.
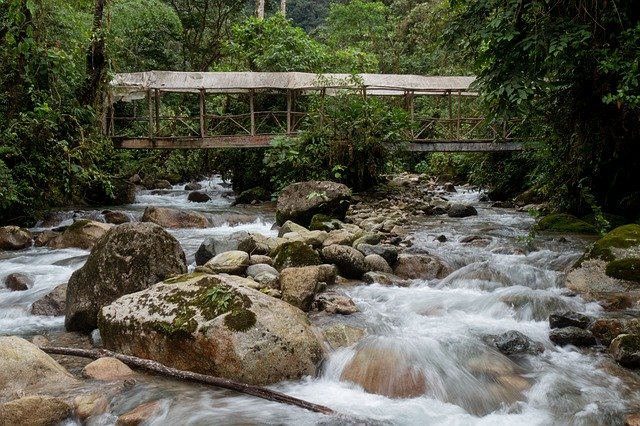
[[412, 117, 521, 141]]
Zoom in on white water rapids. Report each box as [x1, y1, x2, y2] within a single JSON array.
[[1, 177, 639, 425]]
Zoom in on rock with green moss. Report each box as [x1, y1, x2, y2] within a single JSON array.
[[586, 224, 640, 262], [309, 214, 343, 232], [65, 223, 187, 332], [535, 213, 597, 234], [271, 241, 321, 271], [275, 181, 351, 227], [606, 258, 640, 282], [0, 226, 33, 250], [47, 220, 112, 250], [99, 273, 324, 385], [233, 187, 271, 205], [609, 334, 640, 367]]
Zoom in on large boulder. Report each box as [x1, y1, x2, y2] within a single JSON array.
[[142, 206, 208, 228], [393, 254, 453, 280], [65, 223, 187, 332], [447, 204, 478, 218], [549, 326, 596, 347], [589, 317, 640, 346], [321, 245, 368, 279], [0, 336, 77, 401], [272, 241, 321, 271], [4, 273, 32, 291], [535, 213, 597, 234], [99, 273, 324, 385], [203, 251, 250, 275], [609, 334, 640, 367], [276, 181, 351, 227], [0, 396, 71, 426], [0, 226, 32, 250], [280, 266, 322, 312], [47, 220, 112, 250], [31, 284, 67, 316]]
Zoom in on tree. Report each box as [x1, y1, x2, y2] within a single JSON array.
[[449, 0, 640, 218]]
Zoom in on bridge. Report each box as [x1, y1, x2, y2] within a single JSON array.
[[105, 71, 523, 152]]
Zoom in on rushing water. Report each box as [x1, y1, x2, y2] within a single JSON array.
[[1, 177, 639, 425]]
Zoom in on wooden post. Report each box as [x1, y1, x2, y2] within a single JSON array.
[[286, 89, 292, 134], [199, 89, 206, 138], [447, 90, 453, 138], [147, 89, 153, 139], [256, 0, 265, 19], [280, 0, 287, 15], [319, 88, 325, 127], [457, 90, 462, 139], [362, 86, 368, 101], [154, 89, 160, 137], [250, 90, 255, 136]]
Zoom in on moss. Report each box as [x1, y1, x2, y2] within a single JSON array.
[[66, 219, 92, 232], [615, 334, 640, 352], [309, 214, 334, 231], [163, 272, 206, 284], [271, 241, 321, 270], [535, 213, 597, 234], [605, 258, 640, 283], [588, 224, 640, 261], [224, 308, 257, 332]]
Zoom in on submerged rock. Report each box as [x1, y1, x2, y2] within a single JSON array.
[[549, 311, 593, 329], [99, 273, 323, 385], [549, 326, 596, 347], [447, 203, 478, 218], [4, 273, 32, 291], [494, 330, 542, 355]]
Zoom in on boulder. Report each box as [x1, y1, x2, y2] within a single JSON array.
[[309, 214, 343, 232], [187, 191, 211, 203], [0, 337, 77, 401], [82, 357, 133, 381], [626, 413, 640, 426], [234, 186, 270, 205], [364, 254, 392, 273], [283, 230, 329, 248], [65, 222, 187, 332], [278, 220, 309, 237], [609, 334, 640, 367], [315, 291, 358, 315], [494, 330, 540, 355], [276, 181, 351, 227], [362, 271, 408, 286], [352, 234, 382, 247], [549, 311, 593, 329], [195, 232, 274, 266], [203, 250, 250, 275], [0, 226, 32, 250], [185, 181, 202, 191], [47, 220, 112, 250], [154, 179, 172, 190], [99, 273, 324, 385], [34, 230, 58, 247], [321, 245, 368, 279], [142, 206, 208, 228], [0, 396, 71, 426], [323, 229, 357, 247], [443, 182, 456, 192], [535, 213, 597, 234], [102, 210, 130, 225], [447, 203, 478, 218], [31, 284, 67, 316], [549, 326, 596, 347], [4, 273, 32, 291], [322, 324, 366, 349], [272, 241, 321, 271], [393, 254, 453, 280], [589, 317, 640, 346], [248, 255, 272, 265], [74, 393, 109, 422], [356, 243, 398, 266], [116, 401, 164, 426], [280, 266, 322, 312]]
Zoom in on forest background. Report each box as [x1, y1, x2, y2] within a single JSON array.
[[0, 0, 638, 226]]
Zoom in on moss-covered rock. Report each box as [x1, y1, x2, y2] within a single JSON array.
[[99, 273, 324, 385], [535, 213, 597, 234], [271, 241, 321, 271], [606, 258, 640, 282], [586, 224, 640, 261], [609, 334, 640, 367], [275, 180, 351, 227], [309, 214, 342, 232], [234, 187, 271, 205]]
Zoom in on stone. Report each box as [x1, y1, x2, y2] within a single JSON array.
[[283, 230, 328, 248], [549, 311, 593, 329], [47, 220, 112, 250], [187, 191, 211, 203], [364, 254, 393, 273], [248, 255, 272, 265], [280, 266, 321, 312], [31, 284, 67, 316], [142, 206, 208, 228], [549, 326, 596, 347], [276, 180, 351, 227], [609, 334, 640, 367], [0, 337, 77, 400], [246, 263, 278, 279], [34, 230, 58, 247], [321, 245, 368, 279], [322, 324, 366, 349], [103, 210, 130, 225], [443, 182, 456, 192], [535, 213, 597, 234], [494, 330, 539, 355], [590, 318, 640, 346], [309, 214, 343, 232], [352, 234, 382, 247], [0, 226, 33, 250], [356, 243, 398, 266], [4, 272, 32, 291], [315, 291, 358, 315], [625, 412, 640, 426], [323, 229, 357, 247], [447, 203, 478, 218], [234, 187, 270, 205], [362, 271, 408, 286], [393, 254, 452, 280], [0, 396, 71, 426], [74, 393, 109, 421], [116, 400, 163, 426], [317, 264, 338, 286], [203, 250, 250, 275], [185, 181, 202, 191], [82, 357, 134, 380], [566, 259, 636, 294], [272, 241, 321, 271], [65, 222, 187, 332], [154, 179, 172, 190], [99, 273, 324, 385], [195, 232, 275, 265], [278, 220, 309, 237]]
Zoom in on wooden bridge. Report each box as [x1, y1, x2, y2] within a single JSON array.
[[105, 71, 523, 152]]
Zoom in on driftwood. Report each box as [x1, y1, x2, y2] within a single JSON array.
[[40, 346, 335, 416]]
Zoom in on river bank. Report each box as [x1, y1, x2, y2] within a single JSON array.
[[1, 175, 640, 425]]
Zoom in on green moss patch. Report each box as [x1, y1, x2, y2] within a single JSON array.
[[606, 258, 640, 283], [588, 224, 640, 261], [66, 219, 92, 232], [309, 214, 334, 231], [224, 308, 257, 332], [535, 213, 597, 234], [271, 241, 321, 270]]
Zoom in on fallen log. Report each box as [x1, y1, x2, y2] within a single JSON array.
[[40, 346, 335, 416]]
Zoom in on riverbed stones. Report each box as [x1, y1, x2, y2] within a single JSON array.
[[362, 271, 408, 286], [4, 272, 32, 291], [314, 291, 358, 315], [549, 326, 596, 347], [0, 226, 32, 250], [203, 250, 250, 275], [185, 181, 202, 191], [103, 210, 130, 225], [65, 222, 187, 332], [321, 245, 368, 279], [47, 220, 112, 250], [0, 396, 71, 426], [549, 311, 593, 329], [31, 284, 67, 316], [99, 273, 323, 385], [272, 241, 321, 271], [356, 243, 398, 266], [590, 317, 640, 346], [276, 180, 351, 227], [0, 336, 77, 401], [142, 206, 209, 228], [393, 254, 452, 280], [494, 330, 540, 355], [447, 203, 478, 218], [280, 266, 322, 311], [609, 334, 640, 367], [74, 393, 109, 421], [82, 357, 134, 381], [364, 254, 393, 273], [187, 191, 211, 203], [116, 400, 164, 426]]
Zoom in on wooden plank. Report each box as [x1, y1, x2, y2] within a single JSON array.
[[406, 141, 524, 152], [113, 135, 274, 149]]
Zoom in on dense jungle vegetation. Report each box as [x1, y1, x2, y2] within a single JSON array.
[[1, 0, 639, 226]]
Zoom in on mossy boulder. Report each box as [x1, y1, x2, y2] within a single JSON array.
[[586, 224, 640, 262], [65, 222, 187, 332], [234, 186, 271, 205], [275, 180, 351, 227], [271, 241, 321, 271], [609, 334, 640, 367], [99, 273, 324, 385], [47, 220, 112, 250], [606, 258, 640, 282], [535, 213, 597, 234], [0, 226, 33, 250], [309, 214, 342, 232]]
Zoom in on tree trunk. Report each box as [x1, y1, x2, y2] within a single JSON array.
[[79, 0, 107, 107], [281, 0, 286, 16], [39, 346, 336, 416], [256, 0, 265, 19]]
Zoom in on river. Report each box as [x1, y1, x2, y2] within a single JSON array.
[[1, 177, 638, 425]]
